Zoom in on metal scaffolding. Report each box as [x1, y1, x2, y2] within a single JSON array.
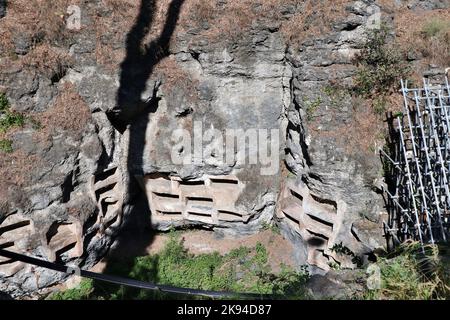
[[382, 77, 450, 246]]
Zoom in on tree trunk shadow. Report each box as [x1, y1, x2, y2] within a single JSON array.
[[97, 0, 186, 299]]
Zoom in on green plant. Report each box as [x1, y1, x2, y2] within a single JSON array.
[[254, 264, 310, 299], [373, 97, 387, 115], [49, 279, 95, 300], [0, 93, 9, 112], [0, 139, 13, 153], [422, 18, 450, 38], [261, 221, 281, 235], [322, 85, 335, 97], [29, 117, 43, 130], [328, 261, 341, 271], [0, 112, 25, 132], [364, 241, 450, 300], [354, 25, 410, 96], [322, 85, 349, 108], [49, 235, 310, 300], [0, 94, 25, 133], [304, 97, 322, 121]]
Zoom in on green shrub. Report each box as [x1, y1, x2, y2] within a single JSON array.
[[48, 234, 310, 300], [304, 97, 322, 121], [322, 85, 349, 108], [422, 18, 450, 38], [354, 25, 410, 96], [365, 241, 450, 300], [0, 93, 9, 112], [261, 221, 281, 235], [0, 139, 13, 153], [0, 94, 25, 133], [0, 112, 25, 132], [330, 242, 363, 268], [49, 279, 95, 300], [373, 97, 387, 115]]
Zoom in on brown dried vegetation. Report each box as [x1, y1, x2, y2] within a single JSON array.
[[0, 0, 80, 52], [0, 150, 42, 188], [0, 0, 447, 179], [35, 82, 91, 138], [22, 44, 73, 80], [393, 7, 450, 78], [154, 56, 199, 102]]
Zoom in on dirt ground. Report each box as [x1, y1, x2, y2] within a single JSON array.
[[90, 228, 297, 274]]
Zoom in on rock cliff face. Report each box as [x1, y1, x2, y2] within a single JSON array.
[[0, 0, 448, 297]]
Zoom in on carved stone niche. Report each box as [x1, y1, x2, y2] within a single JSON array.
[[89, 166, 124, 235], [277, 179, 354, 271], [0, 213, 35, 277], [42, 221, 83, 262], [140, 173, 251, 226], [1, 214, 84, 273]]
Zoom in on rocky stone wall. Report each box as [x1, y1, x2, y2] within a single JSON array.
[[0, 0, 448, 297]]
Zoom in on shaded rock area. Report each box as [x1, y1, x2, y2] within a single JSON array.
[[305, 270, 368, 299], [0, 0, 5, 19], [0, 0, 448, 298]]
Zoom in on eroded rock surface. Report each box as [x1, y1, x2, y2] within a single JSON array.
[[0, 0, 448, 297]]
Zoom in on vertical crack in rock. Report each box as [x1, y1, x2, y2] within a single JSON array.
[[61, 172, 74, 203]]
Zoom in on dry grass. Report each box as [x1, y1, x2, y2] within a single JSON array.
[[0, 148, 43, 217], [394, 8, 450, 75], [176, 0, 352, 44], [22, 44, 73, 79], [94, 0, 140, 69], [0, 0, 357, 71], [308, 86, 385, 156], [154, 55, 199, 102], [0, 83, 90, 203], [117, 0, 354, 49], [3, 0, 445, 71], [0, 143, 44, 211], [328, 108, 383, 156], [0, 150, 42, 186], [0, 0, 83, 52], [280, 0, 351, 43], [34, 82, 91, 139], [356, 7, 450, 123], [365, 240, 450, 300], [345, 100, 386, 154], [0, 0, 130, 69]]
